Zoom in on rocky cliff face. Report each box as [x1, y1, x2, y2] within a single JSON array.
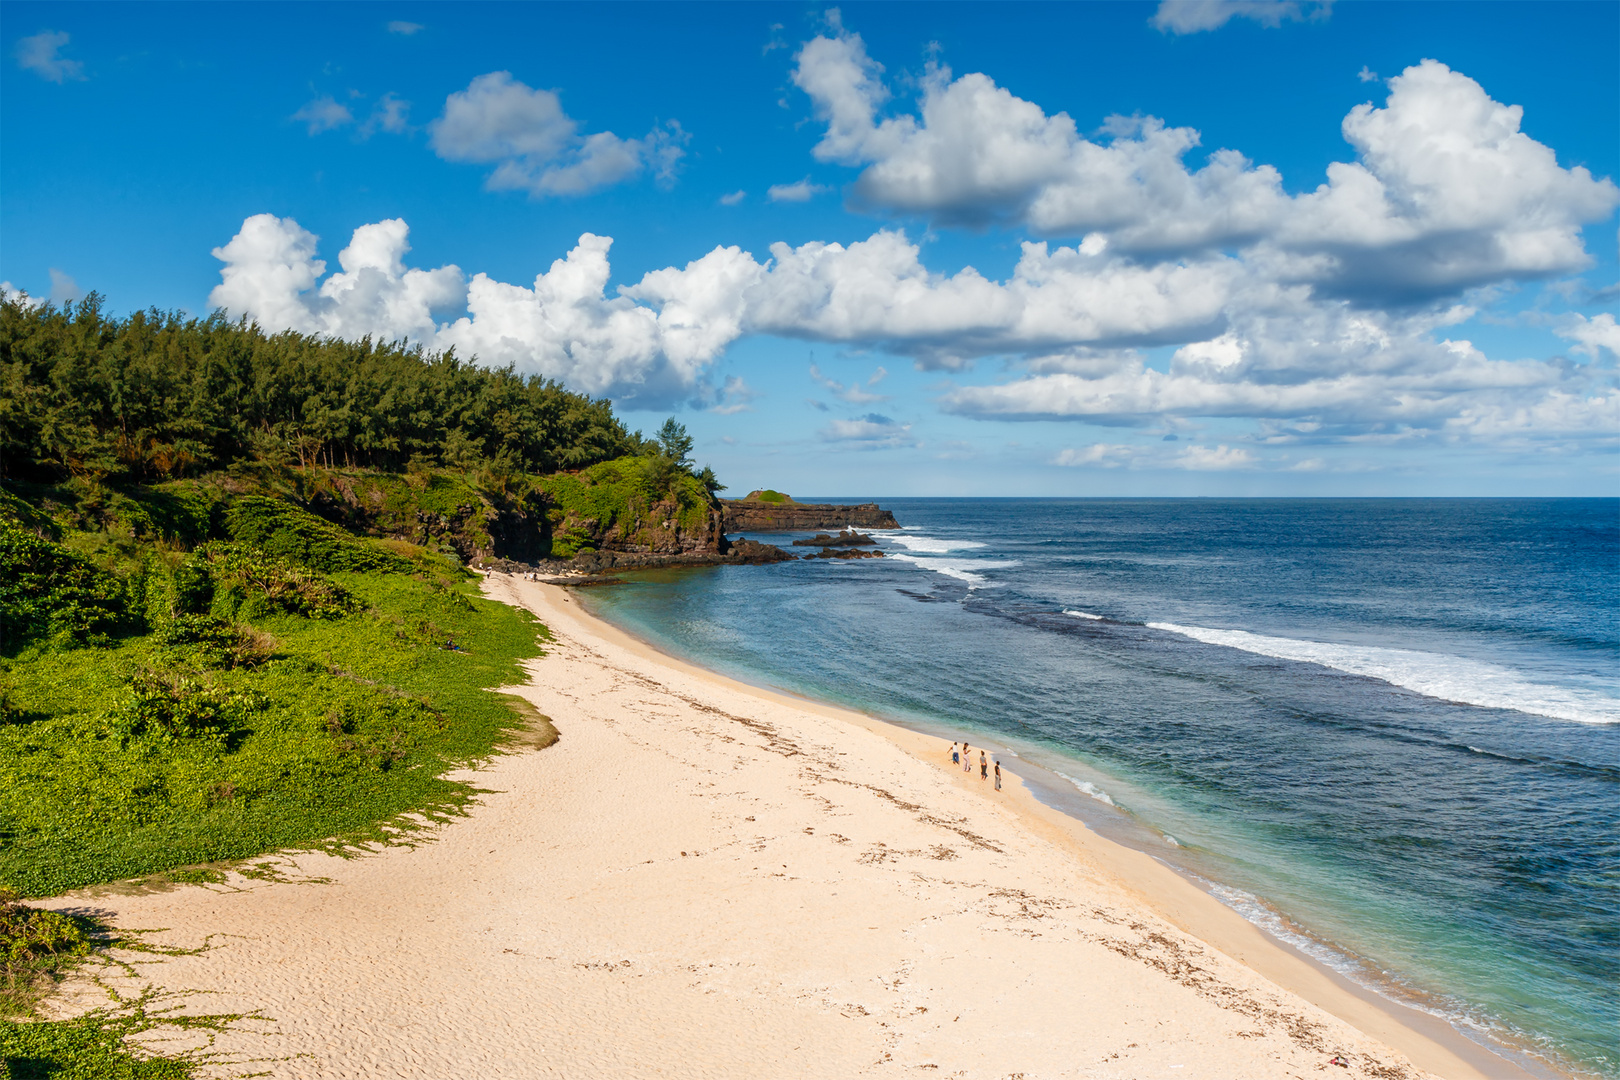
[[721, 499, 900, 532]]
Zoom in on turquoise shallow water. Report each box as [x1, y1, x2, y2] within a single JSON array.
[[576, 499, 1620, 1078]]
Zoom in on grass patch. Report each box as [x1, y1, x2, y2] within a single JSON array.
[[1, 1015, 198, 1079], [744, 489, 792, 504], [1, 980, 263, 1079], [0, 496, 551, 900]]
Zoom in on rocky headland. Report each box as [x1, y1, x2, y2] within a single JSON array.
[[721, 492, 900, 532], [319, 475, 904, 581]]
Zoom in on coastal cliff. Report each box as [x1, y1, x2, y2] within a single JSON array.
[[298, 457, 744, 570], [722, 491, 900, 532]]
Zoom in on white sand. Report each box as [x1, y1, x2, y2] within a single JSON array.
[[38, 576, 1507, 1079]]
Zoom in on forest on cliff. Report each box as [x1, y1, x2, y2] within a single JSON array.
[[2, 293, 652, 484]]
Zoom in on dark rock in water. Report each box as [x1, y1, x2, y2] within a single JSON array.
[[722, 499, 899, 533], [725, 538, 797, 564], [804, 547, 885, 560], [791, 530, 877, 547]]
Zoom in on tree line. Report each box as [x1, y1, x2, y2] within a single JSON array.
[[0, 293, 657, 485]]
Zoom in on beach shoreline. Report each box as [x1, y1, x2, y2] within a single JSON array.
[[562, 577, 1560, 1080], [531, 577, 1541, 1080], [27, 573, 1537, 1079]]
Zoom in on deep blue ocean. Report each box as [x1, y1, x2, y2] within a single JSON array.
[[577, 499, 1619, 1078]]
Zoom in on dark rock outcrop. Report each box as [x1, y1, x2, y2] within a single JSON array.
[[472, 535, 796, 580], [725, 538, 799, 563], [722, 499, 899, 532], [804, 547, 884, 560], [791, 530, 877, 547]]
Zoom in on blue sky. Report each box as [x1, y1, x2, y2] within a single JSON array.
[[4, 1, 1617, 497]]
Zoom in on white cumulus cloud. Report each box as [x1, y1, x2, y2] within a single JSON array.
[[942, 294, 1617, 447], [789, 29, 1619, 303], [430, 71, 687, 197], [739, 230, 1238, 367], [292, 95, 355, 135], [1, 282, 43, 309], [819, 413, 916, 448], [15, 30, 84, 83], [1150, 0, 1331, 35], [209, 215, 465, 345], [768, 178, 828, 202], [206, 212, 1620, 449], [1277, 60, 1620, 302], [1556, 313, 1620, 360], [208, 214, 747, 404]]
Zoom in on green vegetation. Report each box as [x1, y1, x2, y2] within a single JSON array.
[[0, 891, 95, 1019], [1, 293, 648, 485], [2, 295, 730, 566], [0, 295, 746, 1074], [747, 489, 793, 504], [2, 1014, 198, 1079], [0, 502, 547, 898], [1, 978, 253, 1078], [535, 455, 715, 558]]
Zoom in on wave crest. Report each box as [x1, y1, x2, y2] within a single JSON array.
[[1148, 622, 1620, 725]]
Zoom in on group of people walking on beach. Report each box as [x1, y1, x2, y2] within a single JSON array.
[[950, 742, 1001, 791]]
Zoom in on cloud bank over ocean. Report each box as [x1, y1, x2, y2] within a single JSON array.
[[208, 48, 1616, 441]]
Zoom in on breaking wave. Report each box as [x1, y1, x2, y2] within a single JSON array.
[[1148, 622, 1620, 725]]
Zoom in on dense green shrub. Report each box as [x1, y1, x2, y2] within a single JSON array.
[[1, 887, 106, 1030], [0, 1016, 199, 1077], [105, 671, 264, 748], [0, 545, 547, 898], [224, 496, 410, 574], [155, 614, 274, 670], [0, 517, 131, 652], [196, 543, 355, 620], [0, 894, 90, 972]]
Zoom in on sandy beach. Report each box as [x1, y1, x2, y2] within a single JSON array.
[[35, 575, 1519, 1079]]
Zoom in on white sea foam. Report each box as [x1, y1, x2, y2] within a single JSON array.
[[1207, 883, 1364, 978], [1063, 609, 1105, 621], [888, 553, 1018, 588], [1055, 771, 1116, 806], [885, 534, 987, 554], [1148, 622, 1620, 726], [1205, 882, 1512, 1038]]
